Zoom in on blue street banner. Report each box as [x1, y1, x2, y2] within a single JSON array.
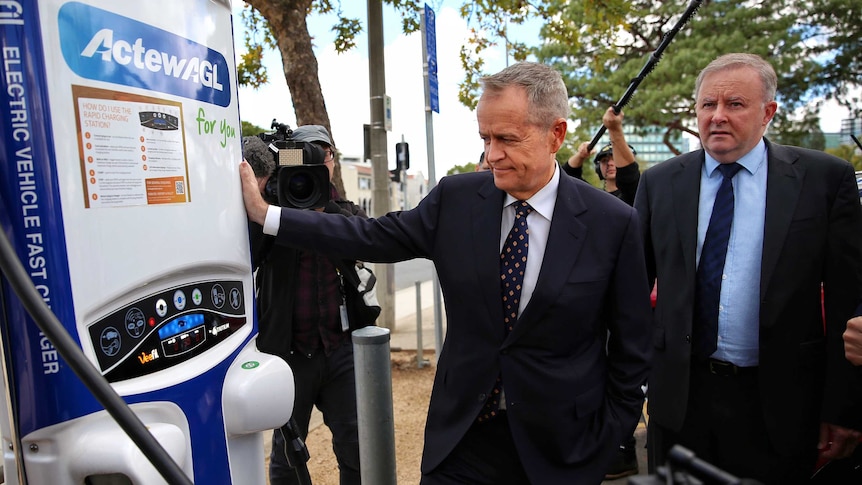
[[424, 3, 439, 113]]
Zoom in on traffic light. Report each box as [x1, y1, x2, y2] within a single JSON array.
[[396, 141, 409, 170], [363, 124, 371, 162], [389, 169, 400, 183]]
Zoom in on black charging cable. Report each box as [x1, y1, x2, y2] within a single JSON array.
[[0, 228, 193, 485]]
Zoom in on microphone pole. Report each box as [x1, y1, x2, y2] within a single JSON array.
[[587, 0, 704, 151]]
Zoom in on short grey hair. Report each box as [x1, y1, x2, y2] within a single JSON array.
[[242, 135, 276, 178], [479, 62, 570, 128], [694, 53, 777, 104]]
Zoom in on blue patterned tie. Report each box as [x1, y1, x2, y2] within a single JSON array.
[[693, 163, 742, 359], [478, 201, 532, 422]]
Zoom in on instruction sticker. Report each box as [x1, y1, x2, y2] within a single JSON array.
[[73, 85, 191, 208]]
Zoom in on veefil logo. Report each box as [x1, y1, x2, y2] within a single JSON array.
[[59, 2, 231, 107]]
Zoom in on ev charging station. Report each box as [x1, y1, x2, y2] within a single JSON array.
[[0, 1, 294, 483]]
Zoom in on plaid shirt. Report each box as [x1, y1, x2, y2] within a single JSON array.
[[291, 249, 348, 357], [291, 185, 354, 357]]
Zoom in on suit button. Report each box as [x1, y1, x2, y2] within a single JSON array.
[[501, 349, 509, 355], [685, 335, 691, 343], [478, 393, 487, 401]]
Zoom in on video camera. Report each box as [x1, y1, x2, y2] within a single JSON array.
[[258, 119, 330, 210], [629, 445, 764, 485]]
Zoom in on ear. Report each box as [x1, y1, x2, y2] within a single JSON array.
[[549, 118, 567, 152], [763, 100, 778, 126]]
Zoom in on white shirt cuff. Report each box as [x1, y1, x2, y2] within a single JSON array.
[[263, 205, 281, 236]]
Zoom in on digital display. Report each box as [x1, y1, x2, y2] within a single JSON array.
[[159, 313, 207, 357], [158, 313, 205, 340]]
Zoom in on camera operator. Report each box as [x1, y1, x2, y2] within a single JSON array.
[[242, 125, 368, 485], [564, 107, 640, 207]]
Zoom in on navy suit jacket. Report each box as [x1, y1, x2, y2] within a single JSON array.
[[635, 140, 862, 457], [273, 169, 652, 483]]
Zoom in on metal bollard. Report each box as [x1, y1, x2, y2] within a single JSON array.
[[352, 326, 397, 485], [415, 281, 426, 368]]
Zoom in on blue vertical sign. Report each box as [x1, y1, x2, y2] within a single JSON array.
[[424, 3, 439, 113]]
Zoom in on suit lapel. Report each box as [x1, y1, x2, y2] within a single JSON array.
[[760, 142, 803, 305], [673, 152, 704, 280], [507, 174, 588, 343], [473, 178, 507, 333]]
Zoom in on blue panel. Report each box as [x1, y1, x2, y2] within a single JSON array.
[[58, 2, 231, 107], [0, 0, 84, 435]]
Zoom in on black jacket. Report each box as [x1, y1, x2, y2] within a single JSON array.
[[250, 195, 370, 360], [562, 162, 640, 206]]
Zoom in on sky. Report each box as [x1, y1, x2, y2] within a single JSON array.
[[231, 2, 856, 181], [233, 1, 505, 181]]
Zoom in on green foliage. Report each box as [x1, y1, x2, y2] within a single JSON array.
[[238, 7, 278, 90], [239, 0, 860, 159], [540, 0, 812, 154], [241, 120, 268, 137], [331, 16, 364, 52], [801, 0, 862, 117], [239, 1, 422, 90], [448, 163, 478, 175], [768, 110, 825, 150], [455, 0, 545, 109], [238, 44, 269, 89], [456, 0, 861, 154], [576, 160, 602, 188], [827, 144, 862, 171]]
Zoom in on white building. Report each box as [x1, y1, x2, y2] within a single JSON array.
[[339, 156, 427, 215]]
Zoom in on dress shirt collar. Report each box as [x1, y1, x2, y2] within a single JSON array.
[[502, 163, 559, 220], [703, 139, 767, 178]]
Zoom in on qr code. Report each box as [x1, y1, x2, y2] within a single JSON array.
[[175, 181, 185, 195]]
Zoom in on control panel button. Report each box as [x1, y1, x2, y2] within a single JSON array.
[[100, 327, 122, 357], [124, 308, 146, 338], [211, 284, 225, 309], [155, 299, 168, 317], [229, 288, 241, 310], [173, 290, 187, 310]]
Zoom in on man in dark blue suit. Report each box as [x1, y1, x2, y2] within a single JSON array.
[[240, 61, 652, 484], [635, 53, 862, 484]]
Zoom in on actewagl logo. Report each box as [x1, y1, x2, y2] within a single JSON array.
[[59, 2, 231, 107]]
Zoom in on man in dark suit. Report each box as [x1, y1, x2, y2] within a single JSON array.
[[240, 61, 652, 484], [635, 53, 862, 484]]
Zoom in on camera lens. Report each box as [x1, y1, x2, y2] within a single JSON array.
[[278, 166, 328, 209], [286, 172, 316, 202], [274, 164, 330, 210]]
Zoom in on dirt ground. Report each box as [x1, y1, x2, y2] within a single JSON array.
[[284, 350, 647, 484], [303, 350, 435, 485]]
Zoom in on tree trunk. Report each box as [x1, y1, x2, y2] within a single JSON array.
[[246, 0, 347, 198]]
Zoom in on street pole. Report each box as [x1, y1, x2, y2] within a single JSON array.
[[367, 0, 395, 331], [399, 134, 408, 210], [421, 6, 444, 359]]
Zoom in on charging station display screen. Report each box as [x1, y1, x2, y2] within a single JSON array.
[[87, 280, 247, 382], [158, 313, 206, 357]]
